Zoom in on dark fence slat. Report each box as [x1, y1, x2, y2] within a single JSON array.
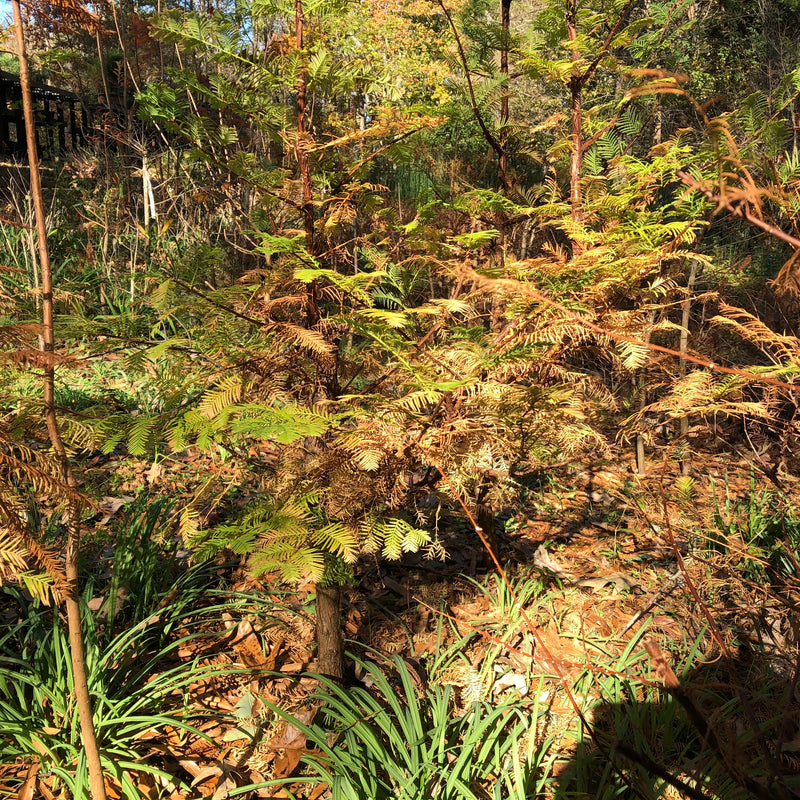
[[0, 69, 87, 161]]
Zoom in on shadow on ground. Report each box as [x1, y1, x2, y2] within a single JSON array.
[[554, 643, 800, 800]]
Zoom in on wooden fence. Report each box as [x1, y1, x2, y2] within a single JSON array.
[[0, 69, 88, 161]]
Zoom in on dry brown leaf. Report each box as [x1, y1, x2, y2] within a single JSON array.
[[187, 764, 223, 798], [133, 773, 161, 800], [577, 571, 638, 593], [97, 496, 134, 526], [16, 764, 38, 800], [644, 638, 680, 688], [212, 772, 238, 800], [273, 748, 304, 779], [413, 634, 437, 656], [307, 782, 330, 800], [534, 626, 585, 679], [104, 776, 123, 800], [269, 705, 317, 749], [180, 759, 215, 781], [280, 661, 307, 673], [230, 619, 274, 669], [533, 545, 571, 580], [36, 782, 57, 800], [268, 706, 318, 779], [146, 461, 163, 484], [29, 737, 49, 758]]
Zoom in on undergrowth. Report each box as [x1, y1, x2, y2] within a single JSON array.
[[297, 653, 553, 800], [1, 483, 800, 799]]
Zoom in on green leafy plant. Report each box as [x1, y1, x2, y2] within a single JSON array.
[[286, 652, 553, 800], [0, 570, 311, 799], [0, 505, 281, 800], [710, 474, 800, 584], [83, 495, 183, 630], [0, 585, 206, 798]]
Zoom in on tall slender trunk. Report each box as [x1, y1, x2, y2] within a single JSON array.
[[435, 0, 509, 198], [11, 4, 108, 799], [295, 0, 314, 257], [494, 0, 512, 273], [295, 0, 320, 332], [564, 0, 635, 241], [295, 0, 343, 681], [679, 260, 699, 476], [95, 26, 110, 106], [567, 0, 584, 234], [498, 0, 511, 189]]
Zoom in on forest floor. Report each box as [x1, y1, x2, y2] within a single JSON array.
[[2, 367, 800, 800], [5, 436, 792, 800]]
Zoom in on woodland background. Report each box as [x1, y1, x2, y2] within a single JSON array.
[[2, 0, 800, 798]]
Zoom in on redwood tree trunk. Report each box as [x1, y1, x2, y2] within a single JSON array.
[[295, 0, 314, 256], [316, 583, 343, 680], [11, 3, 108, 799], [494, 0, 512, 272], [293, 0, 343, 677], [295, 0, 324, 336], [498, 0, 511, 188], [567, 0, 584, 232]]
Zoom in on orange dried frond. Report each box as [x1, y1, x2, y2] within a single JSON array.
[[0, 322, 42, 346], [772, 249, 800, 297], [0, 348, 75, 370], [310, 115, 444, 153], [26, 0, 108, 35]]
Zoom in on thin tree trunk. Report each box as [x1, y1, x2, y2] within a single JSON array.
[[498, 0, 511, 190], [679, 260, 699, 476], [567, 0, 584, 235], [295, 0, 320, 333], [635, 312, 655, 475], [316, 584, 343, 680], [11, 4, 108, 799], [95, 26, 111, 106], [295, 0, 314, 256], [565, 0, 636, 240], [519, 220, 529, 260], [142, 154, 151, 228], [295, 0, 343, 676], [142, 153, 157, 227], [494, 0, 512, 272], [436, 0, 508, 195]]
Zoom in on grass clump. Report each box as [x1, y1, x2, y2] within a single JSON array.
[[292, 652, 554, 800]]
